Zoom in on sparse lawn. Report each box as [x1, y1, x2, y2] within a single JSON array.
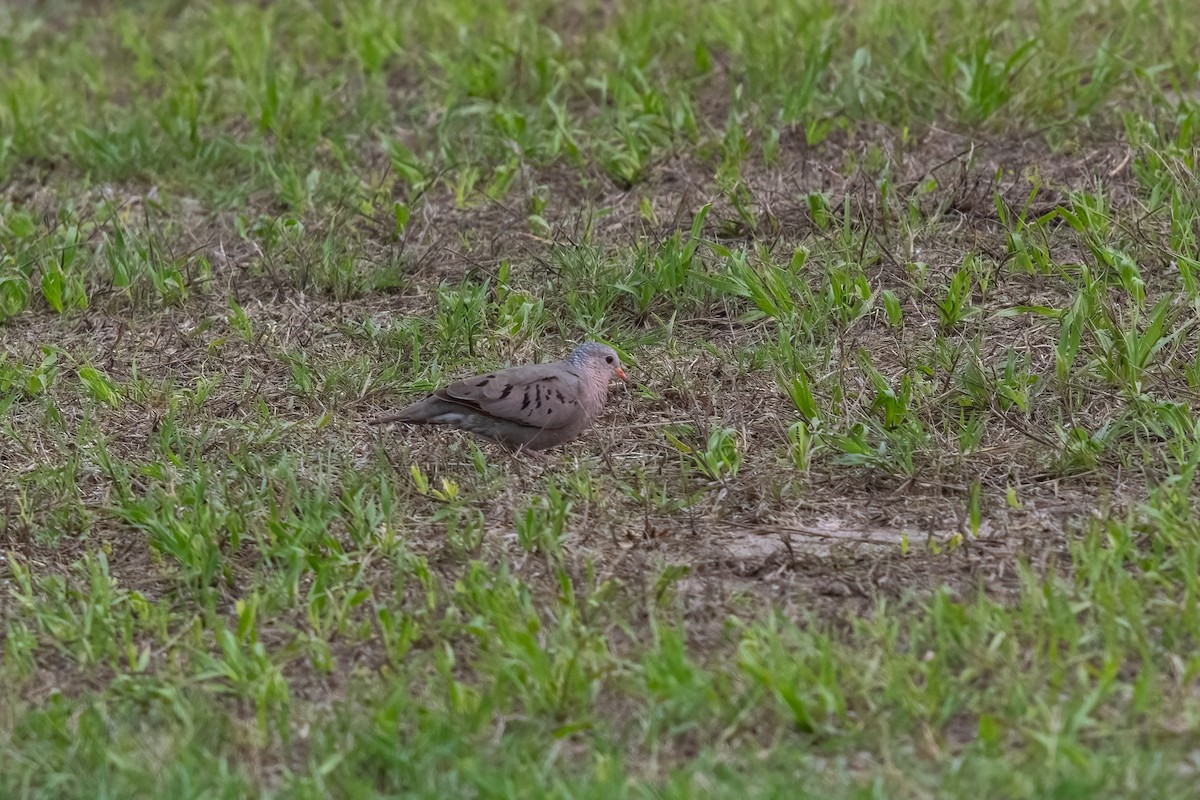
[[3, 0, 1200, 796]]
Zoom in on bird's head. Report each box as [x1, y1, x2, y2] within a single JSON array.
[[567, 341, 628, 383]]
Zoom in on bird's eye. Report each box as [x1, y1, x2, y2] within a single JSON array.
[[605, 356, 614, 364]]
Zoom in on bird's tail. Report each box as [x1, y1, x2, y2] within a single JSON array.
[[368, 412, 411, 426], [369, 395, 449, 426]]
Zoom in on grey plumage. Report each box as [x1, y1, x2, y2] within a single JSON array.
[[370, 342, 628, 451]]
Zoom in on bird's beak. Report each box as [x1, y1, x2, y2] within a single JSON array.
[[615, 367, 628, 383]]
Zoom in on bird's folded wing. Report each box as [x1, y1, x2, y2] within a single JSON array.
[[441, 364, 581, 429]]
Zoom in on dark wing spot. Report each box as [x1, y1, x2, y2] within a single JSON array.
[[475, 379, 490, 387], [547, 408, 553, 414], [555, 390, 565, 402], [535, 384, 542, 409], [521, 391, 531, 410], [499, 384, 513, 399]]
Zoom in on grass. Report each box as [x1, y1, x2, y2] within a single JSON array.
[[3, 0, 1200, 796]]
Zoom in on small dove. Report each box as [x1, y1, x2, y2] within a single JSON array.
[[370, 342, 628, 451]]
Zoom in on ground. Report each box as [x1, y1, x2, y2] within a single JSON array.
[[3, 1, 1200, 797]]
